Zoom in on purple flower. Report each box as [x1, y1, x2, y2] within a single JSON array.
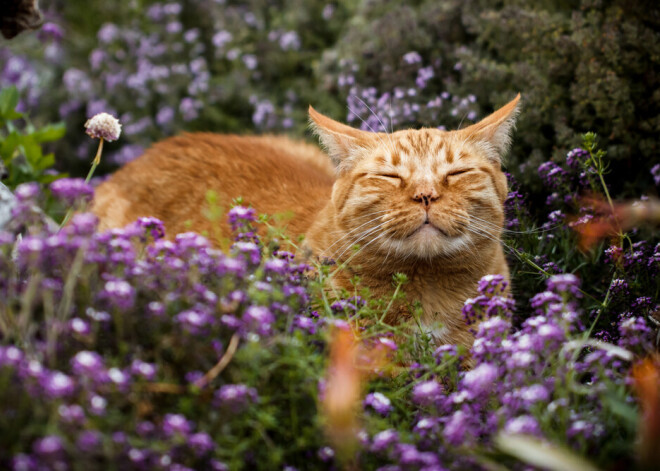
[[33, 435, 64, 456], [107, 367, 131, 391], [618, 316, 653, 353], [317, 446, 335, 461], [71, 351, 105, 376], [69, 318, 91, 336], [538, 161, 566, 189], [377, 337, 398, 351], [136, 421, 155, 437], [477, 274, 508, 296], [131, 359, 158, 380], [99, 279, 135, 310], [14, 182, 40, 201], [156, 106, 175, 126], [651, 163, 660, 186], [162, 413, 192, 437], [364, 392, 392, 416], [443, 410, 469, 445], [516, 384, 550, 405], [176, 307, 214, 334], [530, 291, 562, 313], [58, 404, 85, 424], [504, 415, 541, 436], [50, 178, 94, 205], [69, 213, 98, 236], [403, 51, 422, 64], [12, 454, 37, 471], [212, 31, 233, 49], [228, 206, 257, 231], [292, 315, 316, 334], [242, 305, 275, 336], [413, 417, 439, 437], [461, 363, 498, 397], [264, 258, 288, 275], [214, 384, 258, 411], [371, 429, 399, 453], [188, 432, 215, 456], [547, 274, 581, 298], [41, 371, 75, 398], [232, 241, 261, 264], [566, 148, 589, 169], [77, 430, 102, 453], [411, 380, 443, 406], [330, 296, 365, 313], [0, 346, 23, 367], [136, 217, 165, 240]]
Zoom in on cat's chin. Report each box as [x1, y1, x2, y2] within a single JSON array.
[[380, 227, 471, 259]]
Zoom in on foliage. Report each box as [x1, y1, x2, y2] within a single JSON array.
[[323, 0, 660, 194], [0, 86, 65, 189]]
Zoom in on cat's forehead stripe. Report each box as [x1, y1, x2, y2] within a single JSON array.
[[389, 134, 459, 170]]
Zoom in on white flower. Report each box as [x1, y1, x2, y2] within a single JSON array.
[[84, 112, 121, 141]]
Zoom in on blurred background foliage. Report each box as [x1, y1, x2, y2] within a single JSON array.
[[1, 0, 658, 197]]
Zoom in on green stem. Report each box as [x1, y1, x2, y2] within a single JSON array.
[[59, 138, 104, 229], [379, 281, 403, 323]]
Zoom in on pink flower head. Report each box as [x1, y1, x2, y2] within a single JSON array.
[[84, 112, 122, 141]]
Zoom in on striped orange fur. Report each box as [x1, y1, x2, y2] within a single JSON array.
[[92, 95, 521, 349]]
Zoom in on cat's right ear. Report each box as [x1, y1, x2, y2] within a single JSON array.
[[308, 106, 374, 173]]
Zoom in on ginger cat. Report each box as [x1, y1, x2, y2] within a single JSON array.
[[92, 94, 520, 349]]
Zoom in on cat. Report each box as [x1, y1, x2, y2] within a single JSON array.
[[92, 94, 520, 349], [1, 0, 43, 39]]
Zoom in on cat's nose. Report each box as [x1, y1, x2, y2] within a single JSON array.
[[412, 188, 439, 207]]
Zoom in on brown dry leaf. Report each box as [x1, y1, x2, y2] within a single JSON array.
[[632, 356, 660, 468], [322, 326, 390, 463]]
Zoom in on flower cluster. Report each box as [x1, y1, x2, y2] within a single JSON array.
[[0, 181, 327, 469], [359, 274, 651, 470]]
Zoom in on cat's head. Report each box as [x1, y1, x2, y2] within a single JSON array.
[[309, 95, 520, 261]]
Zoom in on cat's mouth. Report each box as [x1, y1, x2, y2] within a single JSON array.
[[409, 218, 449, 238]]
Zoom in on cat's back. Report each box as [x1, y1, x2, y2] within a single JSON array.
[[92, 133, 335, 238]]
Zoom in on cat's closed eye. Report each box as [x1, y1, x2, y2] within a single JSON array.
[[377, 173, 401, 180], [447, 168, 472, 177]]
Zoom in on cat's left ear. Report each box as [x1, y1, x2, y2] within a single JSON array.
[[456, 94, 521, 163], [308, 106, 376, 172]]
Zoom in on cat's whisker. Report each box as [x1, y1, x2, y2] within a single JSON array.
[[461, 204, 566, 235], [329, 213, 398, 252], [336, 230, 391, 269], [332, 220, 391, 261], [462, 225, 516, 254], [322, 210, 391, 253]]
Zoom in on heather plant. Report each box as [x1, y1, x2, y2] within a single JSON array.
[[0, 180, 656, 469], [0, 102, 657, 468]]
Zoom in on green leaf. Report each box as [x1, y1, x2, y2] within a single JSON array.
[[0, 87, 22, 120], [32, 123, 66, 143], [35, 153, 55, 172], [603, 394, 639, 427], [21, 137, 43, 167], [0, 131, 21, 162]]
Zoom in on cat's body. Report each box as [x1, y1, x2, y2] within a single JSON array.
[[93, 96, 520, 349], [92, 134, 335, 237]]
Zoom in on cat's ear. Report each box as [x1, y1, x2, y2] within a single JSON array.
[[308, 106, 375, 172], [456, 94, 521, 163]]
